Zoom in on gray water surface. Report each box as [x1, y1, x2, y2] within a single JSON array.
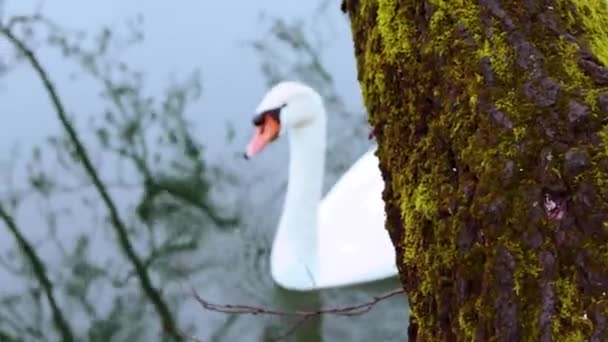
[[0, 1, 409, 341]]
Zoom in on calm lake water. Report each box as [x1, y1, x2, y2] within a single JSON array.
[[0, 1, 410, 341]]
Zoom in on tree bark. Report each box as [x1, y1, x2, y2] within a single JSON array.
[[345, 0, 608, 340]]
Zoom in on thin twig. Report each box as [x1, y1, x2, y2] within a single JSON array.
[[5, 14, 41, 29], [0, 204, 75, 341], [192, 287, 405, 341], [0, 25, 181, 340]]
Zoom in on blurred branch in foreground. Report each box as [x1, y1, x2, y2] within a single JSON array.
[[191, 288, 405, 341], [0, 21, 182, 341], [0, 203, 75, 341], [44, 18, 239, 229]]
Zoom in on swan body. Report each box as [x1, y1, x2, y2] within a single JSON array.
[[244, 81, 398, 291]]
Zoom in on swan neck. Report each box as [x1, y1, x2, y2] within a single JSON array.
[[283, 120, 325, 229], [275, 120, 326, 266]]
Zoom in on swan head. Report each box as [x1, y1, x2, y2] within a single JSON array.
[[244, 81, 325, 159]]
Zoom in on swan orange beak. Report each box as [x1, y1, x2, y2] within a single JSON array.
[[244, 113, 281, 159]]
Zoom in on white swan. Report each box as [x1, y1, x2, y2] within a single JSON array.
[[244, 81, 398, 291]]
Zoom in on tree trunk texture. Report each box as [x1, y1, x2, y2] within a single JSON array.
[[345, 0, 608, 340]]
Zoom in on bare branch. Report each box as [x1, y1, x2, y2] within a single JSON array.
[[3, 13, 57, 32], [192, 287, 405, 341], [0, 25, 181, 340], [0, 203, 75, 341]]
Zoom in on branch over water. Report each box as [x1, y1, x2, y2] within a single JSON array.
[[0, 23, 181, 341], [192, 287, 405, 341], [0, 204, 75, 342]]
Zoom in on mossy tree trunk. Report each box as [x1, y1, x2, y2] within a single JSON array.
[[345, 0, 608, 340]]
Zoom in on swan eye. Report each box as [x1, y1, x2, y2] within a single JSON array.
[[252, 113, 266, 126], [252, 104, 285, 126]]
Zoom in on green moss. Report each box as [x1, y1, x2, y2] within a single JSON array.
[[552, 276, 593, 338], [554, 5, 608, 112], [557, 37, 593, 91], [600, 126, 608, 156], [401, 180, 433, 263], [347, 0, 608, 339], [569, 1, 608, 66], [376, 0, 412, 61], [412, 182, 437, 219], [511, 126, 525, 140], [477, 20, 513, 82]]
